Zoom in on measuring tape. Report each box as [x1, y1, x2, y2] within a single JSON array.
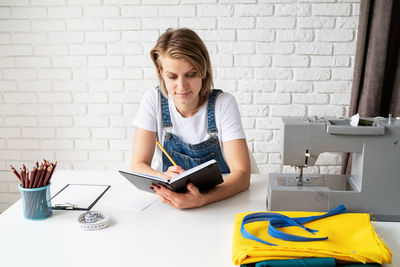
[[77, 211, 110, 231]]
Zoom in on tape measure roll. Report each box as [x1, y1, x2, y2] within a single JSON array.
[[77, 211, 110, 231]]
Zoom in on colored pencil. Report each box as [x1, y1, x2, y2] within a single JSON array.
[[156, 140, 177, 166], [10, 165, 23, 186], [10, 160, 57, 189]]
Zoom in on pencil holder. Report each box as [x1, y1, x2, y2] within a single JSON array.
[[19, 183, 52, 220]]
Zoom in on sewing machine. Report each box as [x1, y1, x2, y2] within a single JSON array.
[[267, 116, 400, 221]]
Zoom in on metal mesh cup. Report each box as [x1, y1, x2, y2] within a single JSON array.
[[18, 183, 52, 220]]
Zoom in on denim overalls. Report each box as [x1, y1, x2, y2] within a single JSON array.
[[160, 89, 230, 174]]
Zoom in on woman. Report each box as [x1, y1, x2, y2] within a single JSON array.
[[131, 28, 250, 209]]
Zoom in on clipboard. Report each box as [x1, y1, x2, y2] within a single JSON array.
[[51, 184, 111, 210]]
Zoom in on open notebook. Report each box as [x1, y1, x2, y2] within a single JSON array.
[[119, 159, 223, 193]]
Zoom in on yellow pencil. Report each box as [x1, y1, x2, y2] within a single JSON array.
[[156, 140, 177, 166]]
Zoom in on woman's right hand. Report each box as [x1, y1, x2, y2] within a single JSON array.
[[162, 165, 184, 180]]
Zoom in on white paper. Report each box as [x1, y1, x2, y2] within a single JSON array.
[[103, 191, 159, 212], [102, 183, 159, 213]]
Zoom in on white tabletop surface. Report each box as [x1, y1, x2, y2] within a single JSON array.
[[0, 170, 399, 267]]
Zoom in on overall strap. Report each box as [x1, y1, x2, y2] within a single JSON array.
[[159, 88, 173, 129], [207, 89, 223, 134]]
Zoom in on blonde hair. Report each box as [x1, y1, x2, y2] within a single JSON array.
[[150, 28, 213, 108]]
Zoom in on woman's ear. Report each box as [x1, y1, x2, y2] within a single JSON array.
[[158, 67, 163, 77]]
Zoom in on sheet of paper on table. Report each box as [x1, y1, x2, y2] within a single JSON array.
[[101, 178, 159, 212]]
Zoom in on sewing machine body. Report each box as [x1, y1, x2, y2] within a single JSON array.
[[267, 116, 400, 221]]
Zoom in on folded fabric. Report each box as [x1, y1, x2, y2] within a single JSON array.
[[337, 264, 381, 266], [232, 210, 391, 265], [240, 257, 382, 267], [240, 258, 382, 267], [241, 257, 336, 266]]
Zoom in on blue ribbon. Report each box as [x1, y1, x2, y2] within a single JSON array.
[[240, 205, 347, 246]]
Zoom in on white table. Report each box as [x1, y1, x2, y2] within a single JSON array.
[[0, 171, 399, 267]]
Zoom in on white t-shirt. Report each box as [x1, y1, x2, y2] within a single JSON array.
[[134, 86, 246, 170]]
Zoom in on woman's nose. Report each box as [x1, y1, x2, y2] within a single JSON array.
[[176, 77, 187, 89]]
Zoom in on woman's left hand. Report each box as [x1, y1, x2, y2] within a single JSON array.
[[152, 182, 205, 209]]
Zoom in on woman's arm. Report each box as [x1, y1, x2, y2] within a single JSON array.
[[131, 127, 184, 179], [152, 138, 251, 209], [130, 128, 161, 177], [201, 138, 251, 204]]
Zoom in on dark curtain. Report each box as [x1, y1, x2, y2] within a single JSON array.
[[341, 0, 400, 174]]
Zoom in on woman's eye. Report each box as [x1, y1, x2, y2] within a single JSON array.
[[167, 75, 177, 80], [186, 72, 196, 78]]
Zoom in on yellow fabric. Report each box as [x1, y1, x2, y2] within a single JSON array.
[[232, 211, 391, 266]]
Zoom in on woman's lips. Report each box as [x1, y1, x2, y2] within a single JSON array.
[[176, 92, 192, 98]]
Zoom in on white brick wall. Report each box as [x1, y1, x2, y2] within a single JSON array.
[[0, 0, 360, 212]]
